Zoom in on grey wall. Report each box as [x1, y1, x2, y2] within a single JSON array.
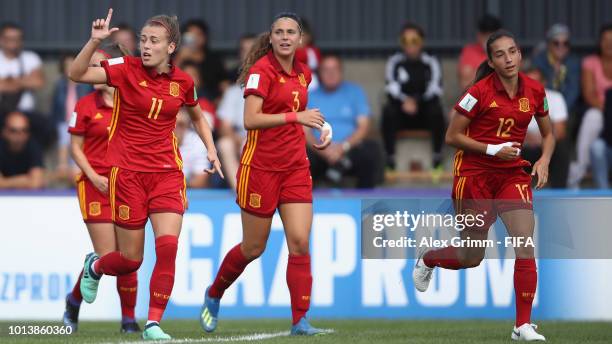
[[2, 0, 611, 56]]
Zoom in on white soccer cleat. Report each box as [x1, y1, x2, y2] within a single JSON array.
[[412, 247, 434, 292], [511, 323, 546, 341]]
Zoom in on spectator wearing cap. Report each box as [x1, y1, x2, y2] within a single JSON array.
[[532, 24, 581, 113], [457, 14, 502, 91], [0, 111, 44, 189]]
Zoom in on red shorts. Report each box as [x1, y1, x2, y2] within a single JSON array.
[[76, 173, 112, 223], [109, 167, 187, 229], [453, 168, 533, 229], [236, 165, 312, 217]]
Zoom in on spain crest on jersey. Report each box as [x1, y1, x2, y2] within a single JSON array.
[[89, 202, 101, 216], [519, 97, 530, 112], [249, 193, 261, 208], [169, 81, 180, 97], [298, 73, 307, 87], [119, 205, 130, 220]]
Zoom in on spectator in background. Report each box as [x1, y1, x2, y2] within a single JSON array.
[[174, 109, 210, 188], [307, 55, 383, 188], [590, 88, 612, 189], [381, 23, 445, 170], [176, 19, 229, 102], [0, 111, 44, 189], [217, 34, 256, 191], [523, 67, 570, 188], [52, 54, 93, 182], [228, 33, 256, 82], [0, 22, 45, 115], [180, 61, 217, 131], [457, 14, 501, 91], [295, 18, 321, 90], [110, 23, 137, 55], [569, 23, 612, 188], [532, 24, 581, 113]]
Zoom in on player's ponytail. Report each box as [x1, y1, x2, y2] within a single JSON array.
[[473, 61, 495, 84], [472, 29, 517, 85], [237, 31, 272, 86], [97, 42, 130, 59]]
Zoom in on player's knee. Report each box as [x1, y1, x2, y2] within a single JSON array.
[[287, 238, 310, 256], [242, 243, 266, 260]]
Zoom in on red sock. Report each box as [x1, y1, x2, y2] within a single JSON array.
[[423, 246, 463, 270], [148, 235, 178, 322], [514, 258, 537, 327], [208, 244, 251, 298], [94, 251, 142, 276], [117, 271, 138, 319], [287, 254, 312, 325], [70, 270, 83, 303]]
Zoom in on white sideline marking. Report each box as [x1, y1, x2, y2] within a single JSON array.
[[100, 331, 291, 344]]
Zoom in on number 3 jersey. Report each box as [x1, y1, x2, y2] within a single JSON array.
[[453, 72, 549, 176], [100, 56, 198, 172], [242, 51, 312, 171]]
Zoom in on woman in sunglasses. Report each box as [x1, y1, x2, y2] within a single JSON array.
[[380, 22, 446, 173]]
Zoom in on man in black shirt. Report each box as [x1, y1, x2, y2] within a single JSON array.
[[0, 111, 44, 188], [381, 23, 446, 170]]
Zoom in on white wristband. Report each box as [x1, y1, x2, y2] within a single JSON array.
[[321, 121, 333, 141], [486, 142, 514, 156]]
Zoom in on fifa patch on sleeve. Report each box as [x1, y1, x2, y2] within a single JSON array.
[[458, 93, 478, 112], [69, 112, 77, 128], [543, 97, 549, 112], [107, 57, 124, 66], [246, 74, 260, 89], [193, 86, 198, 100]]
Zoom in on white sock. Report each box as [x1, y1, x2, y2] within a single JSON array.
[[146, 320, 159, 327]]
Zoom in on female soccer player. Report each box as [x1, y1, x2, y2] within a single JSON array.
[[69, 9, 222, 340], [199, 12, 331, 336], [412, 30, 554, 341], [63, 44, 141, 334]]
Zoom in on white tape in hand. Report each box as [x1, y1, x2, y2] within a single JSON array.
[[486, 142, 514, 156], [321, 122, 333, 141]]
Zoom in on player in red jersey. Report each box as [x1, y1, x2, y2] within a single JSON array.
[[412, 31, 554, 341], [62, 43, 142, 334], [68, 9, 222, 340], [199, 12, 331, 336]]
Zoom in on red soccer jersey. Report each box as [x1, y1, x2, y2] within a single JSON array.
[[242, 50, 312, 171], [101, 56, 198, 172], [68, 91, 113, 174], [453, 72, 549, 176]]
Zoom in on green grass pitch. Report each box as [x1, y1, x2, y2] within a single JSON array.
[[1, 319, 610, 343]]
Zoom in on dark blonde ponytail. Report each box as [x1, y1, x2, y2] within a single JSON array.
[[237, 32, 272, 86]]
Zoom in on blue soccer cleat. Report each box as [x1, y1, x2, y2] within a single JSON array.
[[62, 293, 79, 333], [291, 317, 326, 336], [199, 286, 220, 332]]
